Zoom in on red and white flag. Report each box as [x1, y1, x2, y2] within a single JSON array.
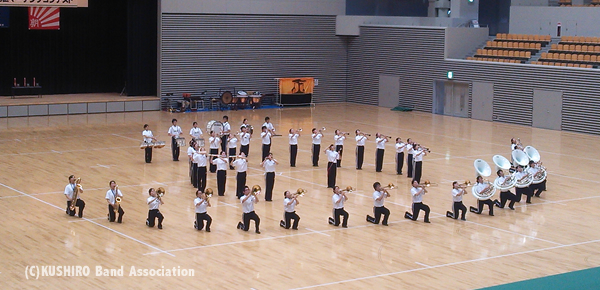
[[29, 7, 60, 30]]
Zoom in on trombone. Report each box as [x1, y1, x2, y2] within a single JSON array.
[[417, 180, 437, 188], [294, 188, 306, 197], [342, 186, 355, 193], [382, 183, 396, 190], [457, 180, 472, 188]]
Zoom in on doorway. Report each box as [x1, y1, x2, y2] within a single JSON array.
[[433, 80, 470, 118]]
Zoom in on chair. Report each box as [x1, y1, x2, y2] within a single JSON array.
[[595, 46, 600, 53], [591, 55, 598, 62], [551, 44, 558, 50], [576, 45, 582, 51], [577, 54, 584, 61], [584, 54, 591, 62]]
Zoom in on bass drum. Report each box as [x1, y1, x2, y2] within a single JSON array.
[[221, 91, 233, 105], [207, 120, 224, 135]]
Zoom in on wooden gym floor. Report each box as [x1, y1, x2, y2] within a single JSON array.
[[1, 103, 599, 289]]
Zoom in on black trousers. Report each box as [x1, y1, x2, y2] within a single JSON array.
[[192, 163, 198, 188], [327, 162, 337, 188], [312, 144, 320, 166], [108, 204, 124, 223], [471, 199, 494, 215], [405, 202, 430, 222], [284, 211, 300, 229], [332, 208, 349, 227], [447, 201, 466, 220], [242, 211, 260, 232], [407, 154, 414, 177], [66, 199, 85, 217], [497, 190, 517, 209], [236, 171, 247, 198], [414, 161, 423, 183], [530, 182, 544, 197], [290, 144, 298, 167], [516, 187, 533, 203], [197, 166, 207, 192], [336, 145, 343, 167], [262, 144, 271, 161], [396, 152, 404, 174], [171, 137, 180, 161], [209, 148, 218, 172], [240, 144, 249, 157], [217, 170, 226, 196], [356, 145, 364, 169], [375, 149, 384, 172], [265, 172, 275, 201], [146, 209, 164, 227], [369, 206, 390, 225], [221, 135, 228, 152], [195, 212, 212, 231], [144, 147, 152, 163], [228, 148, 236, 169]]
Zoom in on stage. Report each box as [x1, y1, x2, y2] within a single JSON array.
[[0, 93, 159, 117]]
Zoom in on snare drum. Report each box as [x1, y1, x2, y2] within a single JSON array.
[[176, 137, 186, 147], [194, 138, 205, 147], [154, 141, 166, 148], [140, 142, 150, 149]]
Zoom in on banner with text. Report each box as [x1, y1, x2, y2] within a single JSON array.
[[29, 6, 59, 30], [278, 78, 314, 95]]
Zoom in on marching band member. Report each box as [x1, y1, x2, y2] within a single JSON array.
[[239, 125, 251, 157], [355, 130, 368, 170], [208, 131, 221, 173], [167, 118, 182, 161], [328, 186, 349, 227], [240, 118, 250, 132], [187, 140, 197, 185], [232, 152, 248, 198], [334, 130, 346, 167], [261, 153, 278, 201], [237, 186, 261, 234], [189, 121, 203, 140], [375, 133, 388, 172], [227, 133, 238, 170], [510, 138, 523, 167], [446, 181, 467, 220], [404, 179, 431, 223], [64, 175, 85, 218], [325, 144, 340, 188], [528, 160, 545, 197], [413, 144, 428, 183], [261, 126, 273, 161], [190, 142, 200, 188], [395, 138, 406, 175], [366, 182, 390, 226], [221, 115, 231, 152], [514, 165, 533, 203], [142, 124, 156, 163], [193, 147, 208, 192], [311, 128, 323, 167], [280, 190, 300, 230], [212, 151, 229, 196], [289, 128, 300, 167], [262, 116, 275, 134], [469, 176, 495, 216], [194, 189, 212, 232], [106, 180, 124, 223], [146, 188, 164, 229], [493, 170, 517, 210], [406, 138, 414, 178]]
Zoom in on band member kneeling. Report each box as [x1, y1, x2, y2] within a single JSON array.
[[280, 190, 300, 230], [446, 181, 467, 220], [405, 179, 430, 223], [237, 186, 261, 234], [146, 188, 164, 229], [367, 182, 390, 225], [194, 189, 212, 232], [64, 175, 85, 218], [469, 176, 495, 216], [493, 170, 517, 210], [106, 180, 124, 223], [328, 186, 349, 227]]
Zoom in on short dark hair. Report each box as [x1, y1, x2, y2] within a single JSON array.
[[109, 180, 116, 186], [373, 182, 381, 190], [193, 121, 197, 125], [172, 118, 177, 123], [265, 116, 270, 121], [143, 124, 149, 129], [223, 115, 228, 120]]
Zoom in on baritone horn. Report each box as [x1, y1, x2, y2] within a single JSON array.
[[204, 188, 213, 200], [251, 185, 261, 196], [157, 187, 166, 198], [295, 188, 306, 197]]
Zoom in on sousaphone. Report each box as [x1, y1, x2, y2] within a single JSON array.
[[472, 159, 496, 199], [493, 155, 517, 190]]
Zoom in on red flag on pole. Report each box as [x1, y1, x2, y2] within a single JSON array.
[[29, 7, 60, 30]]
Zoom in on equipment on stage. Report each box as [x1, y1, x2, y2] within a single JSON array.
[[194, 138, 205, 147], [175, 137, 186, 147], [493, 155, 517, 190], [220, 91, 234, 105], [70, 177, 82, 211], [472, 159, 496, 199], [207, 120, 224, 135], [295, 188, 306, 197], [157, 187, 166, 198], [511, 149, 530, 167]]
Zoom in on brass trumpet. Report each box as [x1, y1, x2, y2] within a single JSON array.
[[342, 186, 355, 192], [295, 188, 306, 197], [383, 183, 396, 189], [418, 180, 437, 187], [458, 180, 472, 188]]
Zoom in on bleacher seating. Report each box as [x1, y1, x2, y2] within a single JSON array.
[[536, 35, 600, 68], [469, 34, 549, 64]]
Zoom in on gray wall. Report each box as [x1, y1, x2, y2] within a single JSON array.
[[161, 0, 345, 15], [445, 27, 489, 59], [160, 14, 348, 103], [336, 16, 472, 36], [510, 7, 600, 37], [346, 25, 600, 135]]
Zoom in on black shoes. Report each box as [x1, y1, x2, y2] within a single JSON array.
[[158, 224, 163, 229], [237, 222, 243, 230], [280, 220, 285, 228]]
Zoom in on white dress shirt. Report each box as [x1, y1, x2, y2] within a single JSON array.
[[376, 137, 387, 149], [147, 196, 161, 210], [332, 193, 345, 209], [289, 133, 299, 145], [356, 135, 366, 146], [209, 136, 221, 149], [190, 127, 203, 139], [64, 183, 78, 200], [168, 125, 182, 137], [312, 133, 322, 145], [334, 135, 345, 146], [262, 122, 275, 132], [474, 182, 492, 199], [414, 149, 425, 162], [241, 195, 256, 213], [105, 189, 123, 204], [193, 152, 207, 167], [232, 158, 248, 172], [228, 136, 238, 148], [212, 157, 228, 171], [407, 144, 414, 155], [222, 122, 231, 135], [326, 149, 339, 162], [395, 142, 406, 153], [187, 146, 196, 158], [451, 188, 463, 202], [194, 197, 208, 213], [263, 159, 277, 172], [142, 130, 154, 143], [284, 197, 297, 212], [411, 187, 425, 203], [514, 171, 529, 188], [240, 132, 251, 146], [261, 132, 271, 145], [373, 190, 386, 207]]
